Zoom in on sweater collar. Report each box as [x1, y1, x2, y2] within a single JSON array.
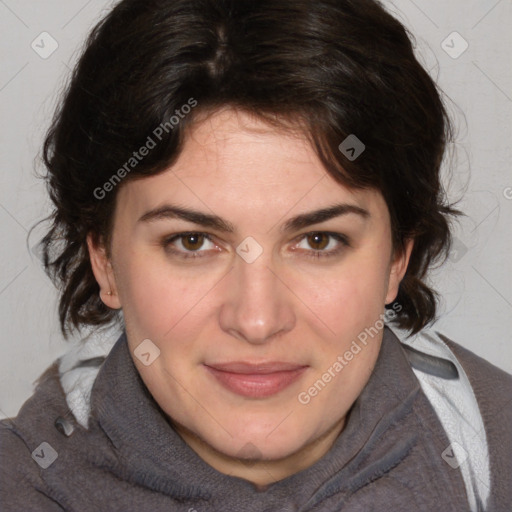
[[89, 326, 422, 506]]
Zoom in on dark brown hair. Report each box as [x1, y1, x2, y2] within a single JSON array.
[[39, 0, 461, 339]]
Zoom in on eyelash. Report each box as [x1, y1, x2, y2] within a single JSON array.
[[160, 231, 351, 260]]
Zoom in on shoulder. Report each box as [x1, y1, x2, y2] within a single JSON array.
[[432, 332, 512, 510], [0, 362, 71, 511], [437, 332, 512, 407], [0, 422, 63, 511], [390, 325, 512, 409]]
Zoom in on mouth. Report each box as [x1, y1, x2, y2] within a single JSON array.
[[203, 361, 309, 398]]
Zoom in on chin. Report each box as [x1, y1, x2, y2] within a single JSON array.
[[210, 418, 312, 461], [225, 438, 304, 463]]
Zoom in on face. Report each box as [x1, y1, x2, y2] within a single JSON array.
[[89, 108, 411, 478]]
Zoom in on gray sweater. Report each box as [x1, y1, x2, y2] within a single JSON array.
[[1, 326, 511, 511]]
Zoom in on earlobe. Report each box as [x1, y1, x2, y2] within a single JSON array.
[[86, 233, 122, 309], [385, 238, 414, 305]]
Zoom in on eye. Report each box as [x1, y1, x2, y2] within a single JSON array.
[[161, 232, 218, 259], [161, 230, 350, 261], [294, 232, 350, 259]]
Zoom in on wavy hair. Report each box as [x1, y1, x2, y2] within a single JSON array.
[[39, 0, 461, 338]]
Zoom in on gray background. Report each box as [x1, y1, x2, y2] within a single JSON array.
[[0, 0, 511, 420]]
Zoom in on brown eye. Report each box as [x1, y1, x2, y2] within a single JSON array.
[[161, 231, 218, 260], [181, 233, 205, 251], [306, 233, 330, 251], [294, 231, 350, 259]]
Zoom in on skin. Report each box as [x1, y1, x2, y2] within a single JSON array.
[[88, 107, 413, 487]]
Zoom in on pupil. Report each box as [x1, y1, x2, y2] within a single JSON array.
[[184, 233, 203, 250], [309, 233, 327, 250]]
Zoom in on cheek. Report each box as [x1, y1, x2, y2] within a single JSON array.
[[117, 253, 222, 340], [115, 254, 182, 333], [300, 259, 390, 335]]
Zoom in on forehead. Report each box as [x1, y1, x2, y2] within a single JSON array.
[[175, 108, 322, 181], [116, 108, 388, 225]]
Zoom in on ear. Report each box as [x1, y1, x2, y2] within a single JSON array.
[[385, 238, 414, 305], [86, 232, 122, 309]]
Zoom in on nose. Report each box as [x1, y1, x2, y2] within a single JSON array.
[[219, 252, 295, 345]]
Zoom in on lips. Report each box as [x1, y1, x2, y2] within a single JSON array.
[[204, 361, 308, 398], [206, 361, 307, 374]]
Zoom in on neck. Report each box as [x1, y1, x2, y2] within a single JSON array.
[[169, 416, 346, 487]]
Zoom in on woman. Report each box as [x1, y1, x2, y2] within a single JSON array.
[[1, 0, 510, 510]]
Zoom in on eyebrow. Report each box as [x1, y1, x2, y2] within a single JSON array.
[[137, 202, 370, 233]]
